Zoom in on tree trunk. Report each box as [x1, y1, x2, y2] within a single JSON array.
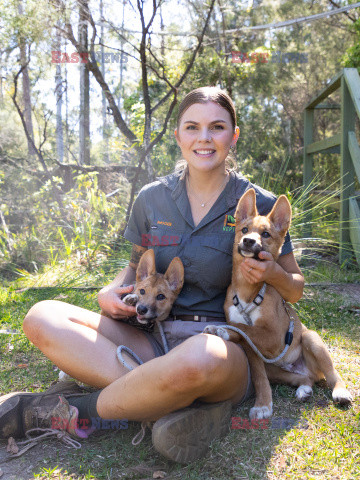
[[79, 0, 90, 165], [118, 0, 126, 111], [100, 0, 109, 163], [18, 0, 36, 158], [65, 47, 69, 163], [0, 52, 4, 106], [55, 23, 64, 164]]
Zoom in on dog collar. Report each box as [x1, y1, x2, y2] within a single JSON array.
[[232, 283, 267, 326]]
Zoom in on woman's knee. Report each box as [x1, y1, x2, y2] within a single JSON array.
[[160, 334, 230, 394], [23, 300, 60, 344]]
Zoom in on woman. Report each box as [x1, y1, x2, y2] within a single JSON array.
[[0, 87, 304, 463]]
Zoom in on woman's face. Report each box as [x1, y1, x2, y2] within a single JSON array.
[[175, 101, 239, 175]]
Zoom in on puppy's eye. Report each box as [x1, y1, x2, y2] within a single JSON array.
[[241, 227, 248, 234], [139, 289, 145, 295], [156, 294, 166, 301], [262, 231, 271, 238]]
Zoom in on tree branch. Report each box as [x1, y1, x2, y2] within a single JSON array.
[[328, 0, 357, 22], [150, 0, 216, 115], [51, 0, 139, 147]]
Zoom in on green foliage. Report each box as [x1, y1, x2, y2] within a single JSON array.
[[0, 0, 359, 282], [0, 171, 130, 281], [343, 18, 360, 69]]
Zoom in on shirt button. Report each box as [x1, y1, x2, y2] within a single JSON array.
[[183, 259, 191, 267]]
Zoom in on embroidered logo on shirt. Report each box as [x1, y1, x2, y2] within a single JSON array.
[[223, 214, 235, 232], [157, 220, 172, 227]]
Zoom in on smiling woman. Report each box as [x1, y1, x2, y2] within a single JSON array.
[[174, 87, 238, 181], [0, 86, 304, 465], [174, 95, 239, 225]]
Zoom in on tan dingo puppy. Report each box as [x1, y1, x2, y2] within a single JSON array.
[[119, 248, 184, 326], [204, 189, 352, 420], [59, 250, 184, 382]]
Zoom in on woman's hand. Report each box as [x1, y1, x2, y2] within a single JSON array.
[[98, 284, 137, 319], [240, 251, 305, 304], [240, 251, 278, 285]]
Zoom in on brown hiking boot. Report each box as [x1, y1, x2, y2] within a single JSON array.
[[0, 392, 80, 439], [44, 380, 96, 396], [151, 400, 232, 464]]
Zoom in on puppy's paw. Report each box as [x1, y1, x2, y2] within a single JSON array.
[[332, 387, 352, 406], [203, 325, 230, 341], [203, 325, 217, 335], [122, 294, 138, 306], [295, 385, 313, 401], [249, 403, 273, 420]]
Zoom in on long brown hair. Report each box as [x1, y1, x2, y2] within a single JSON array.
[[175, 86, 238, 177]]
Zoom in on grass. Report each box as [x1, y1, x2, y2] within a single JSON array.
[[0, 260, 359, 479]]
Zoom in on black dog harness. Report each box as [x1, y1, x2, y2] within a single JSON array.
[[232, 283, 267, 326]]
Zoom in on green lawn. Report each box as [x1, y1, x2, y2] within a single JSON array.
[[0, 263, 359, 479]]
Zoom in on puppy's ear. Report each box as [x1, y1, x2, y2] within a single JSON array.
[[164, 257, 184, 295], [136, 249, 156, 282], [235, 188, 258, 222], [268, 195, 291, 235]]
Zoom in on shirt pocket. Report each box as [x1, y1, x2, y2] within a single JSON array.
[[198, 234, 234, 292], [148, 227, 183, 274]]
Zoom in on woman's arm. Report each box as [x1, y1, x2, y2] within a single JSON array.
[[240, 251, 304, 304], [98, 244, 147, 318]]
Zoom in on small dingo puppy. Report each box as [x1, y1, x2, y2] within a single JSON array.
[[204, 189, 352, 420], [120, 248, 184, 327]]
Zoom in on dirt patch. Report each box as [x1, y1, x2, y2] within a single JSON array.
[[0, 439, 68, 479], [305, 283, 360, 305]]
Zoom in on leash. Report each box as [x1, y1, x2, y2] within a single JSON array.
[[116, 320, 169, 446], [211, 293, 295, 364], [218, 321, 294, 364], [116, 320, 169, 371]]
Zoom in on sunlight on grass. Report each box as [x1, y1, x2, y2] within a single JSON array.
[[0, 275, 359, 479]]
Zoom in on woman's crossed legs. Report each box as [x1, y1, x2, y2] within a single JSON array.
[[23, 300, 250, 422]]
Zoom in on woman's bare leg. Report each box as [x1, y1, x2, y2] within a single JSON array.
[[23, 300, 156, 388], [97, 332, 249, 421], [23, 301, 250, 422]]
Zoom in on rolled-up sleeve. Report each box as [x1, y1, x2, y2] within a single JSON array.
[[123, 189, 149, 246]]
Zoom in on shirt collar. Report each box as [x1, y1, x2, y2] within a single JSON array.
[[156, 171, 184, 201], [227, 171, 251, 208], [156, 169, 251, 209]]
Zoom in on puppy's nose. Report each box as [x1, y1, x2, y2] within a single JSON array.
[[137, 305, 148, 315], [243, 237, 256, 248]]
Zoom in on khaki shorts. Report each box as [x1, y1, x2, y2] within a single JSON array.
[[143, 319, 254, 404]]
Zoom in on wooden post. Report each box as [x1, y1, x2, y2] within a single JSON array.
[[340, 71, 356, 264], [303, 108, 314, 238]]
